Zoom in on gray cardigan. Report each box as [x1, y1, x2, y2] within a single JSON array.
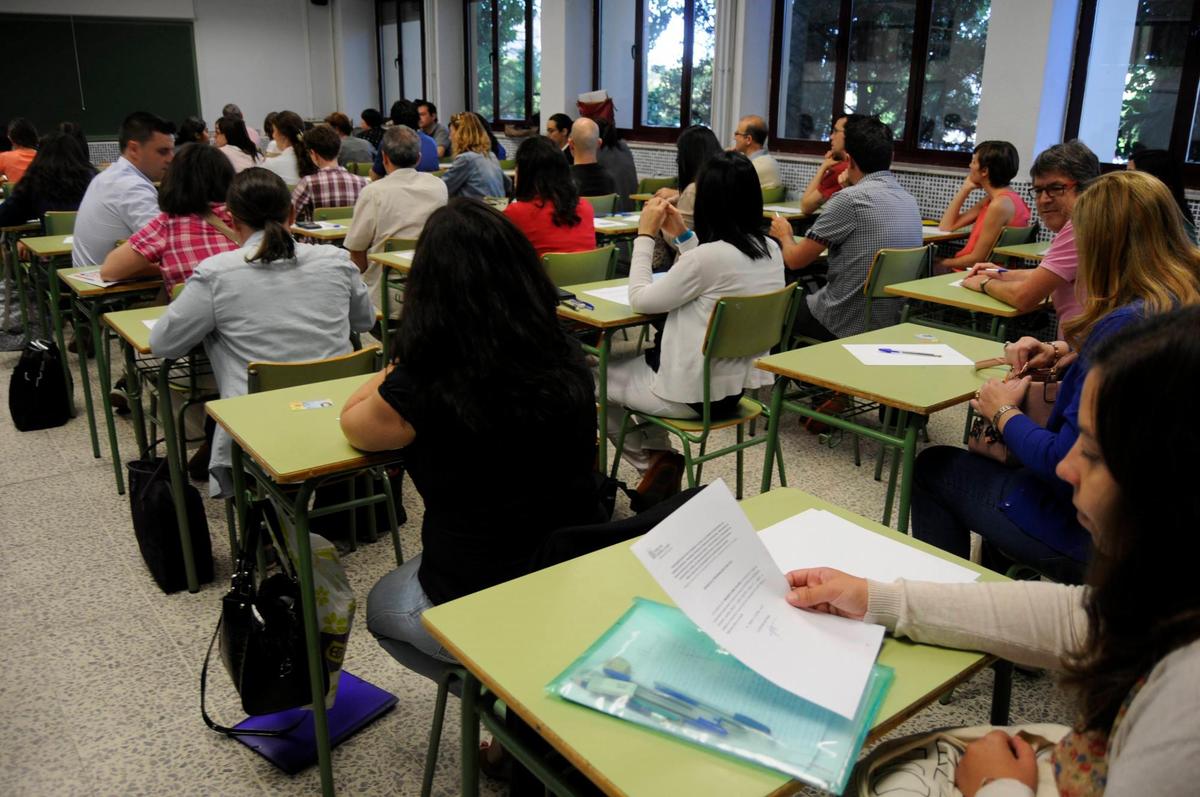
[[441, 151, 504, 198]]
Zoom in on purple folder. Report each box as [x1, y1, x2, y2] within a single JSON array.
[[231, 671, 398, 774]]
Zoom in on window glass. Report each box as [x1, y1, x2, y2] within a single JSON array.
[[1189, 84, 1200, 162], [775, 1, 840, 142], [642, 0, 684, 127], [689, 0, 716, 126], [845, 0, 917, 138], [468, 0, 495, 120], [918, 0, 990, 151], [498, 0, 529, 119]]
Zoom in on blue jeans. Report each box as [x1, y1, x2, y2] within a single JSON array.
[[911, 446, 1087, 583], [366, 554, 458, 664]]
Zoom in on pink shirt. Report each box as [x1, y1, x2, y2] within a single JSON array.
[[1038, 220, 1081, 338], [129, 203, 240, 295]]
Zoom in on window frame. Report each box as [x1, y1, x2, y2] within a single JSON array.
[[628, 0, 711, 142], [462, 0, 538, 127], [376, 0, 428, 111], [1063, 0, 1200, 187], [766, 0, 986, 167]]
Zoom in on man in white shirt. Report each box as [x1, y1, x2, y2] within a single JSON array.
[[345, 125, 448, 315], [72, 111, 175, 267], [730, 115, 782, 190]]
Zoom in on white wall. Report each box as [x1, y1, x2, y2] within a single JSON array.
[[541, 0, 593, 122], [425, 0, 464, 118], [335, 0, 382, 118], [598, 0, 636, 128]]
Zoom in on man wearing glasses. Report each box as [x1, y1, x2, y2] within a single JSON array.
[[961, 140, 1100, 338], [730, 115, 782, 190], [798, 114, 866, 215]]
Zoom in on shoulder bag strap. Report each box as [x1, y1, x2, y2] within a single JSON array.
[[203, 211, 241, 246]]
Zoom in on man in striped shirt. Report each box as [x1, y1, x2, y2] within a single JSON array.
[[290, 125, 367, 222]]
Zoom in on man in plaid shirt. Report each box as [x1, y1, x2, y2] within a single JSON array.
[[291, 124, 367, 222]]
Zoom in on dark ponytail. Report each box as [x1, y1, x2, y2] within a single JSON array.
[[273, 110, 317, 178], [225, 167, 296, 263]]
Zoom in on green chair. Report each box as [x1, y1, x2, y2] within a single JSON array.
[[499, 158, 516, 171], [383, 237, 418, 253], [986, 224, 1039, 267], [346, 161, 371, 177], [637, 176, 677, 195], [761, 185, 787, 204], [313, 205, 354, 221], [611, 283, 800, 498], [379, 238, 418, 362], [0, 181, 11, 199], [43, 211, 77, 235], [542, 245, 617, 287], [582, 193, 617, 216]]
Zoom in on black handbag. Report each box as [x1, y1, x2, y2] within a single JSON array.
[[8, 338, 71, 430], [127, 458, 213, 593], [201, 501, 328, 735]]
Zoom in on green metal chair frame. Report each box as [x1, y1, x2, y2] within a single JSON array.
[[582, 193, 617, 215], [985, 224, 1039, 267], [637, 175, 677, 194], [542, 245, 617, 287], [379, 237, 418, 363], [761, 185, 787, 203], [611, 283, 800, 498], [43, 211, 77, 235], [313, 205, 354, 221]]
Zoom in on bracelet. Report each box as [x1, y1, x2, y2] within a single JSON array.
[[1050, 341, 1069, 362], [673, 229, 695, 245], [980, 278, 992, 296], [992, 404, 1019, 429]]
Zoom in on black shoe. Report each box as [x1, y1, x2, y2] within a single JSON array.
[[187, 441, 211, 482], [109, 377, 130, 415]]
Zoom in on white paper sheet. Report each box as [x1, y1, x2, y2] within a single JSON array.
[[142, 319, 157, 330], [922, 226, 959, 238], [63, 235, 74, 244], [761, 509, 979, 585], [631, 480, 885, 719], [592, 217, 631, 229], [949, 278, 965, 288], [763, 204, 800, 214], [71, 269, 123, 288], [581, 273, 665, 306], [842, 343, 974, 366]]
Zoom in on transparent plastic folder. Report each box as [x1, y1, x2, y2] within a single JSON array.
[[547, 598, 893, 794]]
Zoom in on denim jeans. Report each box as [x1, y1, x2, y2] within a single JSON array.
[[366, 554, 458, 664], [911, 445, 1087, 583]]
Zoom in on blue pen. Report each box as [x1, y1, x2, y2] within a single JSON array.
[[878, 347, 941, 358], [653, 682, 773, 736], [983, 266, 1008, 274]]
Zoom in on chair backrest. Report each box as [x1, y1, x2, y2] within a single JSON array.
[[347, 162, 371, 177], [542, 245, 618, 287], [862, 245, 933, 328], [637, 176, 677, 194], [383, 237, 418, 252], [247, 346, 383, 394], [499, 159, 516, 171], [0, 181, 11, 199], [313, 205, 354, 221], [582, 193, 617, 215], [43, 211, 77, 235], [703, 283, 799, 361], [761, 185, 787, 204], [986, 224, 1039, 265]]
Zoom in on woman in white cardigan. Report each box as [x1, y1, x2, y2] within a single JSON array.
[[785, 307, 1200, 797], [606, 151, 783, 499]]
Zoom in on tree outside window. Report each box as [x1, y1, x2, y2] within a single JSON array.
[[640, 0, 716, 129], [467, 0, 541, 123]]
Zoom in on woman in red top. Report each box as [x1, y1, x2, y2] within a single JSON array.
[[935, 140, 1031, 273], [504, 135, 595, 258], [0, 118, 39, 184]]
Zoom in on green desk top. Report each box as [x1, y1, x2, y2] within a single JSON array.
[[103, 305, 166, 354], [885, 272, 1023, 317], [593, 213, 642, 237], [762, 199, 807, 220], [423, 487, 1000, 797], [756, 323, 1006, 415], [290, 219, 353, 240], [206, 374, 397, 484], [0, 221, 39, 233], [369, 249, 415, 274], [991, 240, 1050, 261], [58, 266, 162, 299], [22, 234, 73, 257], [557, 278, 651, 329]]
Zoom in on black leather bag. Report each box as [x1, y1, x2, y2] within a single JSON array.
[[127, 458, 213, 593], [8, 338, 71, 430]]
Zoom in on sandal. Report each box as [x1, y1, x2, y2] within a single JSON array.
[[479, 739, 511, 781]]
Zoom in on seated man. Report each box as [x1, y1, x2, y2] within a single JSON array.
[[798, 113, 862, 216], [960, 140, 1100, 339], [416, 100, 451, 157], [72, 111, 175, 267], [290, 124, 367, 221], [547, 112, 574, 164], [770, 116, 922, 341], [369, 100, 439, 179], [730, 115, 781, 190], [345, 125, 448, 315], [569, 117, 616, 198], [325, 111, 375, 166]]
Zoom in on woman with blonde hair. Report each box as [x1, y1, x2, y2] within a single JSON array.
[[441, 112, 504, 198], [911, 169, 1200, 582]]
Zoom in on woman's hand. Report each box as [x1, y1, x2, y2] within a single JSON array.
[[959, 173, 981, 194], [784, 568, 868, 620], [971, 375, 1031, 422], [955, 731, 1037, 797], [660, 202, 687, 240], [638, 197, 670, 236], [769, 215, 794, 244], [1004, 336, 1057, 373], [653, 187, 680, 202]]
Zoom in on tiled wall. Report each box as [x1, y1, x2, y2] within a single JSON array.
[[87, 141, 121, 165]]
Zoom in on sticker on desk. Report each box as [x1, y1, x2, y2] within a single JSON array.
[[843, 343, 974, 366], [142, 319, 158, 330], [290, 399, 333, 410]]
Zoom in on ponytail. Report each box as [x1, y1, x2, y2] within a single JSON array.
[[225, 167, 296, 264], [254, 218, 296, 262], [273, 110, 317, 178]]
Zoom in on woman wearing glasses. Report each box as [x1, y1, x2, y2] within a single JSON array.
[[958, 140, 1099, 339]]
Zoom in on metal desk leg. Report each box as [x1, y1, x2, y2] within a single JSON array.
[[122, 342, 150, 459], [92, 308, 125, 493], [595, 330, 613, 471], [70, 300, 101, 458], [897, 415, 921, 534], [759, 380, 786, 493], [990, 660, 1013, 725], [379, 275, 390, 364], [157, 360, 199, 593], [289, 482, 335, 797], [460, 671, 480, 797], [46, 261, 75, 416]]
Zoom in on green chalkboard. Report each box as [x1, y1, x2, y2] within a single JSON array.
[[0, 14, 200, 141]]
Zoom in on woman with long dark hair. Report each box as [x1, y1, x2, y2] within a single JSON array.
[[0, 132, 95, 226], [503, 135, 595, 257], [214, 115, 261, 173], [787, 305, 1200, 797], [261, 110, 315, 182], [150, 167, 374, 494], [605, 151, 784, 500], [651, 124, 723, 268], [341, 198, 602, 661], [0, 118, 39, 184]]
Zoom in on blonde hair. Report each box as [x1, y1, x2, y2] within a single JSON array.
[[1065, 170, 1200, 348], [449, 112, 492, 157]]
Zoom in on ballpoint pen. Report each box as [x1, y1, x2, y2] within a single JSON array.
[[564, 298, 594, 311], [878, 347, 942, 357]]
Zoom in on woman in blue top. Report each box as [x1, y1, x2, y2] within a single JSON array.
[[441, 112, 504, 199], [912, 170, 1200, 583]]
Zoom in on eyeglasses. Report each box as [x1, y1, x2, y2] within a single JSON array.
[[1032, 181, 1076, 198]]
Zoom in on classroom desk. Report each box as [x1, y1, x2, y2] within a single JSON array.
[[761, 200, 807, 220], [920, 227, 969, 243], [423, 487, 1006, 797], [1, 220, 40, 333], [23, 235, 76, 410], [991, 240, 1050, 263], [757, 324, 1005, 532], [59, 268, 162, 491], [592, 212, 642, 240], [368, 249, 416, 363], [290, 219, 354, 242], [885, 271, 1030, 342], [556, 277, 652, 471], [208, 374, 405, 797]]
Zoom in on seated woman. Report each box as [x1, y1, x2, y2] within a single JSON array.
[[913, 170, 1200, 582], [0, 132, 95, 227], [787, 305, 1200, 797], [0, 118, 39, 184], [608, 151, 784, 498], [504, 135, 595, 258], [214, 115, 262, 173], [339, 198, 602, 661], [261, 110, 315, 184], [935, 140, 1030, 273], [441, 113, 505, 199], [650, 125, 722, 270], [149, 167, 374, 496], [470, 111, 507, 161], [100, 142, 240, 296], [175, 116, 209, 147]]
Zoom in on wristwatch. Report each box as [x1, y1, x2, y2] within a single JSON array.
[[992, 404, 1019, 429]]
